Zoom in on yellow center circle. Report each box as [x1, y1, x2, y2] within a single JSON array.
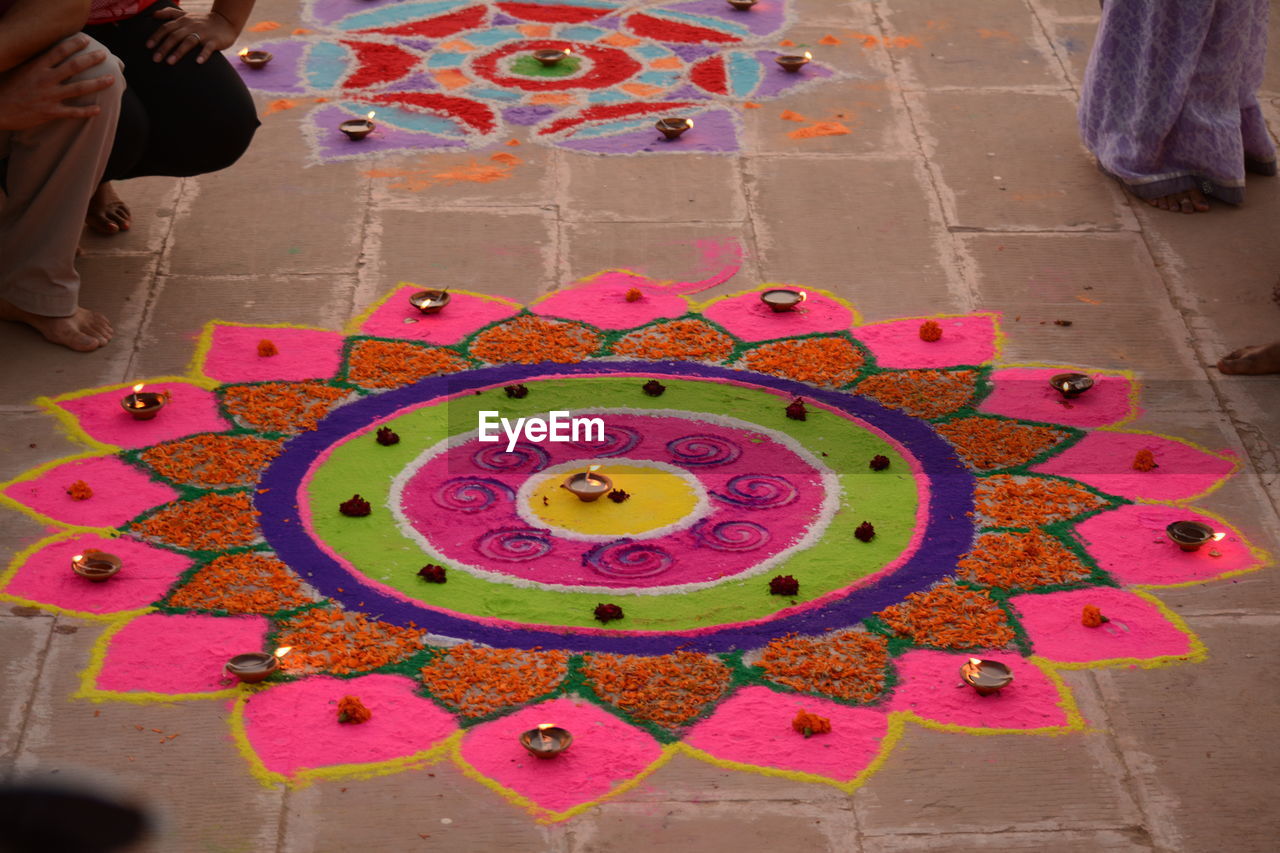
[[527, 463, 702, 537]]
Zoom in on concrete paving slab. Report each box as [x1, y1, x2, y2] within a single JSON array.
[[861, 828, 1154, 852], [1049, 20, 1097, 87], [562, 154, 747, 224], [1091, 619, 1280, 853], [128, 274, 355, 378], [880, 0, 1062, 90], [367, 142, 557, 211], [743, 79, 911, 156], [748, 157, 961, 319], [78, 176, 183, 260], [1031, 0, 1102, 20], [609, 752, 854, 804], [917, 90, 1129, 230], [0, 614, 52, 769], [571, 800, 854, 853]]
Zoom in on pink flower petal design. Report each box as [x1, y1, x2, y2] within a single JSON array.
[[359, 285, 520, 345], [532, 271, 690, 330], [684, 685, 888, 783], [2, 456, 178, 529], [241, 674, 457, 778], [1031, 432, 1236, 502], [2, 535, 192, 616], [887, 650, 1068, 730], [700, 289, 856, 343], [854, 314, 999, 369], [459, 697, 663, 815], [978, 367, 1137, 428], [1075, 504, 1261, 587], [1008, 587, 1193, 664], [94, 613, 269, 695], [200, 324, 346, 383], [53, 383, 230, 450]]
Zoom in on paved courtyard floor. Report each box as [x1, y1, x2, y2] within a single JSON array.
[[2, 1, 1278, 850]]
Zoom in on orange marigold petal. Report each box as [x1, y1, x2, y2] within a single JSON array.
[[130, 492, 262, 551], [856, 370, 976, 419], [756, 630, 888, 703], [582, 652, 731, 728], [611, 319, 735, 363], [222, 382, 352, 433], [346, 340, 470, 389], [936, 417, 1069, 471], [876, 582, 1016, 649], [740, 337, 865, 387], [468, 316, 601, 364]]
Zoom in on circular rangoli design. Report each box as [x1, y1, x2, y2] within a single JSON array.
[[0, 263, 1268, 822]]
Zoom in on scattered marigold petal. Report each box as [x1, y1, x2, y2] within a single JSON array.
[[611, 319, 734, 363], [919, 320, 943, 342], [167, 552, 315, 614], [876, 582, 1016, 649], [140, 434, 284, 488], [792, 709, 831, 735], [222, 382, 352, 433], [936, 417, 1069, 471], [856, 370, 976, 419], [740, 337, 865, 387], [757, 630, 888, 702], [336, 695, 372, 724], [957, 530, 1089, 589], [257, 339, 278, 357], [582, 652, 731, 728], [130, 492, 261, 551], [468, 316, 601, 364], [346, 340, 470, 389], [974, 475, 1106, 528], [420, 644, 569, 717], [66, 480, 93, 501], [1132, 448, 1157, 472]]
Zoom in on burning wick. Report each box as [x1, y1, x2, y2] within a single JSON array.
[[520, 723, 572, 758], [959, 657, 1013, 695], [655, 117, 693, 139], [121, 383, 167, 420], [760, 289, 806, 312], [71, 551, 122, 581], [533, 47, 572, 66], [408, 288, 451, 314], [563, 464, 613, 502], [340, 111, 376, 141], [237, 48, 272, 69], [1050, 373, 1094, 399], [1165, 520, 1222, 552]]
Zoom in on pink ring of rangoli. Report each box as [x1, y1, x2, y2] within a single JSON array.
[[394, 413, 831, 590]]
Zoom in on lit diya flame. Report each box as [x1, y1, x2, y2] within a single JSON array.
[[238, 48, 249, 58], [1212, 532, 1226, 542], [366, 111, 376, 122], [803, 51, 813, 60], [274, 646, 293, 658]]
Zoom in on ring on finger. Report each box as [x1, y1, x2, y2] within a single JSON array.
[[186, 32, 202, 43]]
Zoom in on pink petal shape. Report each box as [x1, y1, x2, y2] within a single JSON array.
[[854, 314, 998, 369], [979, 368, 1136, 428], [241, 674, 457, 777], [532, 271, 689, 330], [1075, 504, 1260, 587], [95, 612, 269, 695], [684, 685, 887, 782], [459, 697, 663, 814], [1031, 432, 1236, 502], [53, 383, 231, 450], [3, 456, 178, 528], [201, 324, 345, 383], [887, 650, 1068, 729], [2, 535, 192, 616], [359, 285, 520, 345], [700, 289, 855, 343], [1009, 587, 1193, 664]]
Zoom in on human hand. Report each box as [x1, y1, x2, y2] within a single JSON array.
[[146, 7, 238, 65], [0, 36, 116, 131]]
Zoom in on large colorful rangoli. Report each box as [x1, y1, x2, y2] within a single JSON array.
[[237, 0, 848, 161], [1, 266, 1268, 822]]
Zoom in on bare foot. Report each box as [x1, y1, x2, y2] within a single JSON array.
[[1146, 187, 1210, 214], [1217, 342, 1280, 375], [0, 299, 114, 352], [86, 182, 131, 235]]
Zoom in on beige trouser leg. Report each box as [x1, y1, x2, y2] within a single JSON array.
[[0, 35, 124, 317]]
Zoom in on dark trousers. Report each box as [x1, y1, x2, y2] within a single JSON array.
[[84, 1, 260, 181]]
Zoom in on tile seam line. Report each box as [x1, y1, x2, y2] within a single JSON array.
[[6, 613, 59, 781], [348, 156, 379, 322], [122, 175, 188, 381]]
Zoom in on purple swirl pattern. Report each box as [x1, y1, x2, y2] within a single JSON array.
[[472, 442, 551, 473], [476, 527, 554, 562], [583, 540, 675, 579], [567, 425, 642, 457], [666, 434, 743, 468], [432, 477, 516, 513], [692, 520, 771, 552], [710, 474, 799, 509]]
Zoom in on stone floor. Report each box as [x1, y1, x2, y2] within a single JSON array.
[[2, 1, 1279, 851]]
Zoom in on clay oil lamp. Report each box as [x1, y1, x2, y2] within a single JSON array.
[[71, 552, 122, 582], [1050, 373, 1094, 399], [760, 289, 805, 312], [226, 646, 292, 685], [727, 0, 758, 9], [237, 48, 272, 69], [775, 51, 812, 72], [520, 722, 573, 759], [563, 464, 612, 503], [120, 383, 167, 420], [959, 658, 1013, 696], [339, 111, 376, 141], [408, 288, 450, 314], [533, 47, 572, 66], [1165, 520, 1223, 552], [655, 117, 693, 140]]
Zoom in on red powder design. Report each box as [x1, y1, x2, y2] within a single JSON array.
[[497, 2, 611, 24], [539, 101, 698, 136], [340, 41, 421, 90], [625, 13, 741, 45], [690, 55, 728, 95], [367, 92, 499, 135], [356, 5, 486, 39]]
